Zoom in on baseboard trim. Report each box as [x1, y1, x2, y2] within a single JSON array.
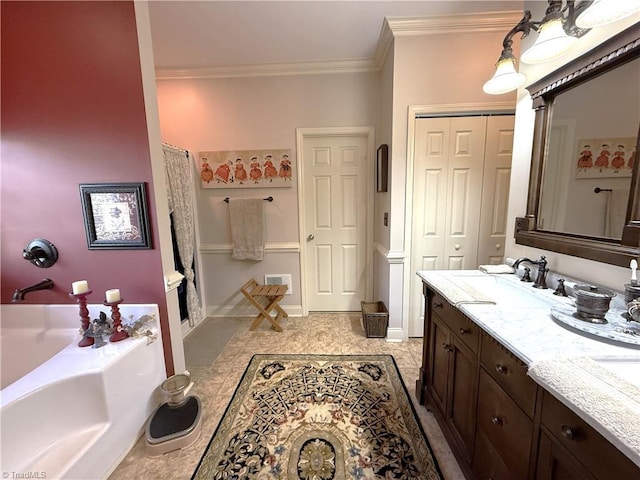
[[385, 327, 405, 342]]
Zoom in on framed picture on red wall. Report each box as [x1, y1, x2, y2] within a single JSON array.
[[79, 182, 152, 249]]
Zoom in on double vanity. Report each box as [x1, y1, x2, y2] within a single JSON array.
[[415, 270, 640, 480]]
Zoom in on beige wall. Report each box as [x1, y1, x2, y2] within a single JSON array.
[[156, 22, 518, 334], [385, 28, 517, 338], [505, 3, 639, 291], [156, 72, 380, 316], [373, 45, 395, 307]]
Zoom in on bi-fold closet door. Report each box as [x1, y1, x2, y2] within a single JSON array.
[[409, 115, 514, 336]]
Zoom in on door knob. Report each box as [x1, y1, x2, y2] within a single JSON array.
[[454, 244, 461, 251], [307, 234, 315, 241]]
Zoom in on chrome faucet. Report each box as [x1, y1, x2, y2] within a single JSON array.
[[12, 278, 54, 302], [512, 256, 548, 289]]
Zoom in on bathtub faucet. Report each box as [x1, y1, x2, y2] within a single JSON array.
[[12, 278, 54, 302], [512, 256, 548, 289]]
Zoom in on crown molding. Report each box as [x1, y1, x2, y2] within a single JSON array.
[[156, 59, 377, 80], [386, 11, 523, 36], [375, 10, 523, 68], [157, 10, 523, 80]]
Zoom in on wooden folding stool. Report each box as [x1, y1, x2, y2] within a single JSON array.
[[240, 278, 288, 332]]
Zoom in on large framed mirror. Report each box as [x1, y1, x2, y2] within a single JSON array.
[[515, 24, 639, 268]]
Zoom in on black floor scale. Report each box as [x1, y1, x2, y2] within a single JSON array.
[[145, 373, 202, 457]]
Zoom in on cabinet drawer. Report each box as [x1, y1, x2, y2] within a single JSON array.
[[477, 369, 533, 480], [431, 291, 479, 354], [540, 390, 640, 479], [481, 334, 537, 417]]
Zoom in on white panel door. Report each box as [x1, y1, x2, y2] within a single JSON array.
[[443, 116, 487, 268], [477, 115, 515, 265], [409, 115, 514, 337], [302, 134, 368, 311]]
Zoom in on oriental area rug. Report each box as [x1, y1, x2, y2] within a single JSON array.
[[191, 354, 444, 480]]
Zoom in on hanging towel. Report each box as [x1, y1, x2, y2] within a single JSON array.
[[229, 198, 265, 261], [604, 188, 629, 238]]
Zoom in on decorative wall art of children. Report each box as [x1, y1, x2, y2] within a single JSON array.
[[199, 149, 294, 189], [575, 137, 635, 179]]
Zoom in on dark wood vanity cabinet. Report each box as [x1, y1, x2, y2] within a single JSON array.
[[536, 390, 639, 480], [417, 287, 481, 472], [429, 313, 478, 462], [416, 282, 640, 480]]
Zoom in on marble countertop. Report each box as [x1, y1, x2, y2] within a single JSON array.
[[417, 269, 640, 467]]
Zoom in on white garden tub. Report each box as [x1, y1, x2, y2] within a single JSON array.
[[0, 304, 166, 479]]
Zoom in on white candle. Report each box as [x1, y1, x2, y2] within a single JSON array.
[[72, 280, 89, 295], [105, 289, 121, 303]]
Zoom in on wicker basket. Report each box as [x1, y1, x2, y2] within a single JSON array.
[[360, 301, 389, 338]]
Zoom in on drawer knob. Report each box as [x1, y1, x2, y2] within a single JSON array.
[[495, 364, 508, 374], [459, 327, 470, 335], [561, 425, 576, 440], [442, 343, 453, 352], [433, 302, 443, 309], [491, 415, 503, 426]]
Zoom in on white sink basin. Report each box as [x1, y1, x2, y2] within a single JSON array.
[[590, 356, 640, 388], [453, 274, 553, 309]]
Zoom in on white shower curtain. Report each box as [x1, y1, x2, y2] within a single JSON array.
[[163, 143, 201, 327]]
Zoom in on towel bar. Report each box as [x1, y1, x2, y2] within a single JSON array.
[[224, 196, 273, 203]]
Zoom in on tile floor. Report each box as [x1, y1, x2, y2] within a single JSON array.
[[108, 313, 464, 479]]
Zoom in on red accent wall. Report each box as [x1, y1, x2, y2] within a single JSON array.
[[1, 1, 174, 374]]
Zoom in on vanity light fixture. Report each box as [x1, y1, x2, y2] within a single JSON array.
[[484, 0, 599, 95], [519, 0, 587, 65], [483, 11, 531, 94]]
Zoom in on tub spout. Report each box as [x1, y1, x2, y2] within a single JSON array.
[[12, 278, 54, 302]]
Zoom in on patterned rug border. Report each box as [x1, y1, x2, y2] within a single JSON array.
[[191, 354, 444, 479]]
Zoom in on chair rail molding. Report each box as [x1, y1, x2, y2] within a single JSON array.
[[374, 242, 406, 264], [200, 242, 300, 254]]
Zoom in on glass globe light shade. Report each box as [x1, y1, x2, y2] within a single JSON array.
[[483, 57, 526, 95], [521, 17, 578, 64], [576, 0, 640, 28]]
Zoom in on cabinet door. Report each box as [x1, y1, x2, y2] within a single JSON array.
[[428, 313, 450, 415], [536, 432, 597, 480], [447, 335, 478, 461], [539, 391, 640, 479], [474, 427, 512, 480]]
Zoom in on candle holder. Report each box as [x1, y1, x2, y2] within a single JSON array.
[[104, 299, 128, 342], [70, 290, 94, 347]]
